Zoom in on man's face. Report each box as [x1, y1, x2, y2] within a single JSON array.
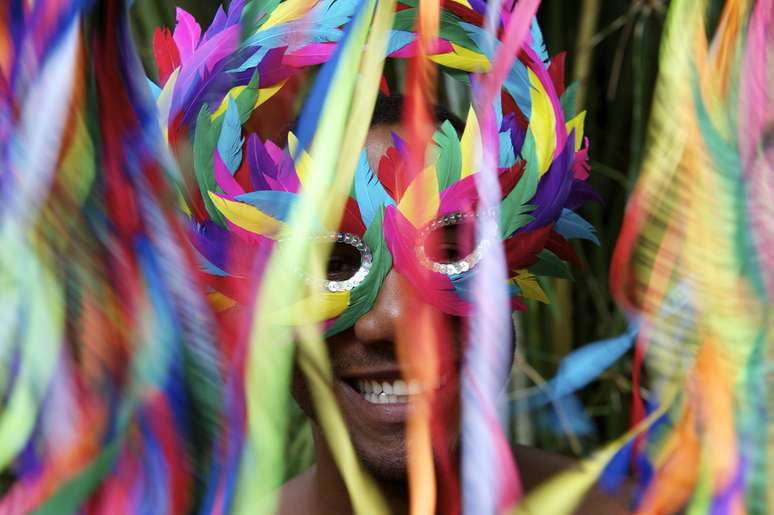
[[291, 125, 463, 480]]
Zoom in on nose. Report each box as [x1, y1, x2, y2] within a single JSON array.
[[352, 269, 406, 342]]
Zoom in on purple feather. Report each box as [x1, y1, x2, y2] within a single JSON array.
[[171, 24, 240, 121], [520, 133, 575, 231], [204, 6, 228, 42], [246, 134, 276, 190], [565, 180, 602, 210]]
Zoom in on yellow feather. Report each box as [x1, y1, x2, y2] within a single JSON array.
[[511, 270, 549, 303], [398, 164, 440, 227], [156, 68, 179, 142], [208, 191, 287, 237], [527, 68, 557, 176], [429, 44, 490, 72], [287, 131, 312, 185], [260, 0, 316, 30], [177, 189, 191, 217], [565, 111, 586, 151], [208, 291, 237, 312], [459, 107, 481, 179], [447, 0, 473, 9], [210, 80, 288, 120]]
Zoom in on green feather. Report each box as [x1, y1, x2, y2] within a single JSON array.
[[433, 120, 462, 191], [529, 249, 574, 280], [235, 70, 261, 123], [193, 104, 227, 226], [500, 131, 539, 237], [392, 9, 478, 52], [560, 82, 579, 120], [326, 208, 392, 336]]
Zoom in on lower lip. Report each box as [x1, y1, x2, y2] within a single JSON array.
[[334, 378, 457, 425]]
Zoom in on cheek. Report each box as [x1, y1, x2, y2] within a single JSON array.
[[290, 360, 317, 423]]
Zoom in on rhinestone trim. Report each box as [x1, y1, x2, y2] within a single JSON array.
[[303, 232, 373, 292], [416, 212, 488, 276]]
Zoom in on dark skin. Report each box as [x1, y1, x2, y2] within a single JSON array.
[[278, 126, 632, 515]]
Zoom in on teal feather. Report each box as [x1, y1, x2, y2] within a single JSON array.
[[216, 97, 244, 175]]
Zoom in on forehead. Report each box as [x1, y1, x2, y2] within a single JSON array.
[[364, 123, 401, 171]]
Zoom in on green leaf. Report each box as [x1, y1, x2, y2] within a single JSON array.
[[433, 120, 462, 191]]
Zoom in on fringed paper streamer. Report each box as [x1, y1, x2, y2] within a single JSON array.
[[461, 0, 540, 513], [610, 0, 774, 512]]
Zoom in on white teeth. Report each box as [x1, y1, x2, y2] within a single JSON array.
[[393, 380, 408, 395], [408, 380, 422, 395], [354, 377, 443, 403]]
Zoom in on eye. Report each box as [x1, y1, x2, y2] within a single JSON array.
[[327, 242, 362, 281], [417, 213, 484, 275], [308, 232, 372, 292]]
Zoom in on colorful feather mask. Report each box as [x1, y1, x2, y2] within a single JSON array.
[[151, 0, 598, 336]]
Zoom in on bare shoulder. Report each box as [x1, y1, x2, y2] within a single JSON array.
[[514, 444, 634, 515]]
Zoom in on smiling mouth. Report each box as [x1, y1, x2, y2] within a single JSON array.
[[348, 376, 449, 404]]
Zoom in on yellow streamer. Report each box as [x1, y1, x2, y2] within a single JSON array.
[[398, 164, 440, 227]]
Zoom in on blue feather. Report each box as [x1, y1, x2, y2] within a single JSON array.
[[292, 0, 366, 157], [147, 77, 161, 100], [234, 190, 299, 221], [217, 96, 244, 174], [354, 151, 394, 227], [526, 323, 638, 409], [529, 18, 548, 64], [231, 24, 344, 72], [555, 208, 600, 245], [386, 30, 415, 55], [537, 395, 595, 436], [499, 130, 515, 168]]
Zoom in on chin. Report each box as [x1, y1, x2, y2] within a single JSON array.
[[351, 432, 409, 482]]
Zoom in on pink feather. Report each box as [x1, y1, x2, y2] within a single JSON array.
[[173, 7, 202, 62], [282, 43, 337, 67], [214, 150, 245, 197]]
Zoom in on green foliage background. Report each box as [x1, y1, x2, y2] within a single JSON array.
[[129, 0, 722, 459]]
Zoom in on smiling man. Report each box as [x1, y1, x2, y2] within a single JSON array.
[[153, 1, 624, 512]]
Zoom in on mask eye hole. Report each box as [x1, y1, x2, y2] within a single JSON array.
[[304, 232, 372, 292], [424, 220, 477, 263], [417, 213, 484, 275], [327, 242, 362, 281]]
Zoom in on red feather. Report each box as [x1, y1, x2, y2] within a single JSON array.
[[338, 197, 367, 236], [498, 160, 526, 198], [548, 52, 566, 96], [504, 224, 553, 270], [376, 146, 409, 201], [441, 0, 484, 26], [546, 231, 581, 267], [153, 27, 181, 86]]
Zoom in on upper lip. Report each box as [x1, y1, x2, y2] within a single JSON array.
[[337, 368, 405, 381]]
